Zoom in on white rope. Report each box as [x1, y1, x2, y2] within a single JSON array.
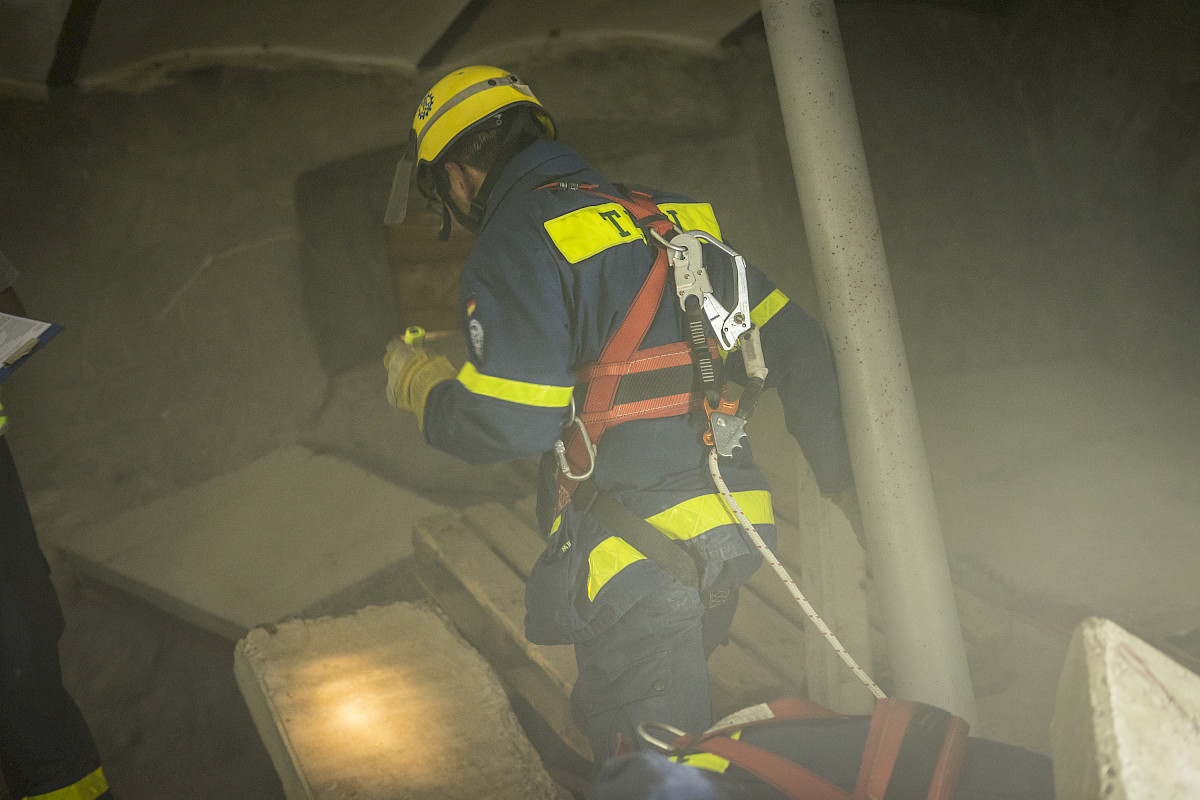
[[708, 448, 886, 700]]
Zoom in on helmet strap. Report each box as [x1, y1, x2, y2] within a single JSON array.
[[437, 199, 453, 241]]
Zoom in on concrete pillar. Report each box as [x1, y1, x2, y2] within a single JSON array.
[[760, 0, 977, 724]]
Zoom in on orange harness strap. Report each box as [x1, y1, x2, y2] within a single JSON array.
[[540, 182, 688, 513]]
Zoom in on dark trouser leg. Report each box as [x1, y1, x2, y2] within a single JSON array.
[[0, 439, 105, 799], [570, 582, 719, 762]]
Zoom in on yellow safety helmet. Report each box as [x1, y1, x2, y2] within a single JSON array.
[[384, 66, 555, 228]]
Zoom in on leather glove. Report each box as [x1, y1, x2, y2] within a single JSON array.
[[827, 489, 866, 550], [384, 337, 456, 429]]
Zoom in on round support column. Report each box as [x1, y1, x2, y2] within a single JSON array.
[[760, 0, 978, 724]]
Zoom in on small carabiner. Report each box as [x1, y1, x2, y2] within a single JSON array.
[[554, 398, 596, 481], [648, 228, 687, 253]]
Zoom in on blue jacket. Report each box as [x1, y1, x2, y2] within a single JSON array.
[[423, 140, 853, 644]]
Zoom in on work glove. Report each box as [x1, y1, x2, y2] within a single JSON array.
[[827, 488, 867, 550], [384, 337, 456, 430]]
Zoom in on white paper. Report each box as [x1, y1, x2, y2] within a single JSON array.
[[0, 311, 53, 366]]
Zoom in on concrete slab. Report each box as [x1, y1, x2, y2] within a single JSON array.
[[55, 445, 447, 640], [234, 601, 570, 800], [1052, 617, 1200, 799]]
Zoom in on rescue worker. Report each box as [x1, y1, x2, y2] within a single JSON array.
[[383, 66, 858, 761], [0, 250, 114, 800]]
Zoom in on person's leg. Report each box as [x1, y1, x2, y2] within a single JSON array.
[[0, 439, 109, 800], [570, 583, 712, 762]]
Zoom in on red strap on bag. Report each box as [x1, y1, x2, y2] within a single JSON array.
[[854, 699, 968, 800], [663, 697, 969, 800]]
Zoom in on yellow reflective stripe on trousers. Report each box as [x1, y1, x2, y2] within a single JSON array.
[[751, 288, 789, 329], [26, 767, 109, 800], [658, 202, 722, 241], [456, 362, 573, 409], [0, 397, 6, 436], [645, 490, 774, 542], [587, 536, 647, 601], [585, 491, 773, 600], [544, 202, 645, 264]]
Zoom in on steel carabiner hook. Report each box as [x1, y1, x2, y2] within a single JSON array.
[[553, 396, 596, 481]]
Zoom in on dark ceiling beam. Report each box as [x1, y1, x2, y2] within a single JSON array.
[[417, 0, 496, 73], [46, 0, 101, 100]]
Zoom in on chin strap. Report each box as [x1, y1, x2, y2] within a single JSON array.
[[436, 199, 453, 241]]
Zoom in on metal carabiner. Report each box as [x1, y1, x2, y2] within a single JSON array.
[[553, 396, 596, 481], [648, 227, 687, 253], [636, 720, 689, 754], [685, 231, 753, 350]]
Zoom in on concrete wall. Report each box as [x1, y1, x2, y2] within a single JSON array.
[[0, 1, 1197, 539]]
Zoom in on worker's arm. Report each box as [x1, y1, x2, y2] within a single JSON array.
[[421, 224, 576, 465], [715, 253, 855, 496]]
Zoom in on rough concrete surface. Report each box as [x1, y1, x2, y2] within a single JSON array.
[[234, 602, 570, 800], [1052, 617, 1200, 800], [0, 2, 1198, 798]]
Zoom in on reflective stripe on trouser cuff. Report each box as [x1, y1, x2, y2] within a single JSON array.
[[645, 490, 774, 542], [25, 767, 110, 800]]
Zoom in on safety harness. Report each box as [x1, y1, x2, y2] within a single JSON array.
[[537, 181, 739, 592], [639, 696, 970, 800]]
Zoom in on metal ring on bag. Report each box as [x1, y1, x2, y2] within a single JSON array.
[[636, 721, 688, 754]]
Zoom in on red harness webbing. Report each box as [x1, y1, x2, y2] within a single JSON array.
[[540, 182, 689, 513], [668, 697, 969, 800]]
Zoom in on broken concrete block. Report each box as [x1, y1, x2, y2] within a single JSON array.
[[234, 601, 570, 800], [1051, 616, 1200, 799]]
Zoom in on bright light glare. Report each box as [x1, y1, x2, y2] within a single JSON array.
[[282, 654, 455, 787]]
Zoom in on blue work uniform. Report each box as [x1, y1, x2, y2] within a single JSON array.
[[1, 252, 112, 800], [422, 140, 853, 758]]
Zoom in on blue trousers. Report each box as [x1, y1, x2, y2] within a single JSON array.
[[0, 438, 107, 800], [570, 580, 740, 762]]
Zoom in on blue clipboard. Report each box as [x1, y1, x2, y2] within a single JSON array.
[[0, 321, 62, 382]]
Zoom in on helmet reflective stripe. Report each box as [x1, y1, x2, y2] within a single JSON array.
[[414, 73, 534, 166]]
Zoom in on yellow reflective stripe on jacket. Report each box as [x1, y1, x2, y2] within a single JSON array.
[[456, 362, 573, 409], [26, 767, 110, 800], [0, 398, 6, 436], [645, 490, 774, 542], [544, 202, 646, 264], [587, 536, 647, 601], [751, 288, 789, 328], [659, 202, 722, 241]]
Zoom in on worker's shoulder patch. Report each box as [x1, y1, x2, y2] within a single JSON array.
[[544, 202, 646, 264], [658, 202, 722, 241]]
